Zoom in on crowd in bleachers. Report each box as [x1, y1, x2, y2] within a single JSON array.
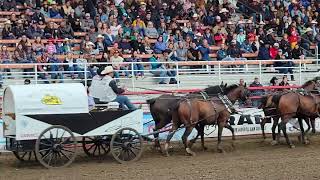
[[0, 0, 319, 84]]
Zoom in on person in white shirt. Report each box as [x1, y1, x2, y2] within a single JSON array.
[[89, 66, 137, 110], [110, 50, 130, 82]]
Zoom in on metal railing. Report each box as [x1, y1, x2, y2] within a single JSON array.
[[0, 59, 318, 91]]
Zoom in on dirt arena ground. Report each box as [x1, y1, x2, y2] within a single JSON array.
[[1, 135, 320, 180]]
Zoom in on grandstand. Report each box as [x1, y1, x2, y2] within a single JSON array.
[[0, 0, 319, 94]]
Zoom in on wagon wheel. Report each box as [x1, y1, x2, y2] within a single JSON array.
[[13, 151, 37, 162], [35, 125, 77, 169], [110, 128, 143, 164], [82, 136, 111, 157]]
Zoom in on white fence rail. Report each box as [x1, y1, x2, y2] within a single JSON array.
[[0, 59, 319, 90]]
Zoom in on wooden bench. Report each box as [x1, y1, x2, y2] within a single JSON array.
[[0, 11, 21, 16], [0, 39, 82, 44], [0, 64, 34, 69]]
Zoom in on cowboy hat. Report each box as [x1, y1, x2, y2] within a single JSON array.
[[97, 34, 104, 39], [51, 1, 57, 5], [267, 29, 274, 35], [311, 20, 318, 24], [4, 20, 11, 24], [273, 42, 279, 47], [86, 41, 95, 47], [305, 27, 313, 32], [192, 13, 199, 18], [101, 66, 114, 75], [220, 8, 229, 13], [227, 21, 234, 25], [259, 21, 266, 25], [195, 32, 202, 36]]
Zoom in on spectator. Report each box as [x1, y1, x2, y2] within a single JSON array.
[[198, 39, 211, 61], [88, 25, 98, 42], [227, 40, 242, 60], [103, 28, 116, 47], [32, 7, 45, 23], [269, 43, 279, 59], [154, 36, 167, 54], [37, 52, 50, 84], [58, 21, 74, 39], [236, 29, 246, 46], [46, 39, 57, 54], [12, 20, 25, 38], [26, 21, 44, 39], [81, 13, 95, 32], [48, 53, 63, 81], [301, 28, 315, 55], [188, 42, 202, 61], [174, 41, 188, 61], [75, 52, 90, 79], [132, 15, 146, 35], [145, 21, 159, 39], [127, 51, 144, 78], [49, 2, 63, 18], [258, 43, 270, 60], [149, 53, 174, 84], [13, 44, 27, 63], [249, 77, 264, 107], [292, 44, 304, 59], [279, 75, 291, 91], [274, 49, 294, 81], [64, 52, 79, 79], [204, 28, 214, 45], [217, 43, 228, 60], [2, 20, 14, 39], [270, 76, 279, 86], [110, 50, 130, 82]]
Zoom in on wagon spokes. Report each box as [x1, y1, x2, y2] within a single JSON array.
[[35, 125, 77, 169]]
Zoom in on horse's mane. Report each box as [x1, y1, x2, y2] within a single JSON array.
[[224, 84, 239, 95], [302, 80, 315, 88], [204, 85, 224, 95]]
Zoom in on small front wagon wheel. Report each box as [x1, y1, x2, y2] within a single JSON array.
[[110, 128, 143, 164], [35, 125, 77, 169]]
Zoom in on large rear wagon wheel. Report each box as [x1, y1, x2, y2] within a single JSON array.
[[110, 128, 143, 164], [35, 125, 77, 169], [82, 136, 111, 157]]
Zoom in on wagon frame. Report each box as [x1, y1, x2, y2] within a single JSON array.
[[2, 83, 144, 168]]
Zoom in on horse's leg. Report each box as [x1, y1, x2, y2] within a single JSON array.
[[260, 117, 267, 140], [298, 118, 308, 144], [279, 120, 295, 148], [199, 124, 207, 150], [164, 125, 178, 157], [217, 121, 225, 153], [224, 123, 235, 148], [311, 118, 316, 134], [271, 117, 280, 145], [189, 124, 201, 148], [183, 126, 196, 156], [153, 119, 168, 151], [304, 117, 311, 134]]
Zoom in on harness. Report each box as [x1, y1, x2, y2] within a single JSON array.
[[199, 91, 209, 100], [218, 93, 234, 113]]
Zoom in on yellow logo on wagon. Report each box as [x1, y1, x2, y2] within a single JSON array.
[[41, 94, 62, 105]]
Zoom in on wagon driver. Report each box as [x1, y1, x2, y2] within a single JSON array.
[[89, 66, 138, 110]]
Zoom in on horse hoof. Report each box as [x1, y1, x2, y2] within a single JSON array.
[[202, 146, 208, 151], [186, 148, 196, 156], [297, 135, 302, 142], [304, 140, 310, 145], [217, 149, 224, 153], [290, 144, 296, 149], [270, 140, 278, 146]]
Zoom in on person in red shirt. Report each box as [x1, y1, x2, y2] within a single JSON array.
[[288, 27, 299, 49], [269, 43, 279, 59]]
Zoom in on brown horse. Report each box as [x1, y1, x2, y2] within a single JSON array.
[[164, 85, 249, 156], [260, 78, 320, 144], [270, 92, 320, 148], [146, 83, 228, 150]]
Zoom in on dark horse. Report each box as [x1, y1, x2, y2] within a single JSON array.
[[260, 78, 320, 144], [164, 85, 249, 156], [146, 82, 228, 150]]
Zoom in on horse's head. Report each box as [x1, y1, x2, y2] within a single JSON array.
[[303, 78, 320, 93], [225, 84, 250, 103]]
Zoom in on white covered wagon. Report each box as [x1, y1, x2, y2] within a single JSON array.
[[3, 83, 143, 168]]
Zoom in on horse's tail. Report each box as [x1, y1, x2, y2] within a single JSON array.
[[271, 94, 282, 107], [259, 95, 269, 109], [146, 98, 157, 112]]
